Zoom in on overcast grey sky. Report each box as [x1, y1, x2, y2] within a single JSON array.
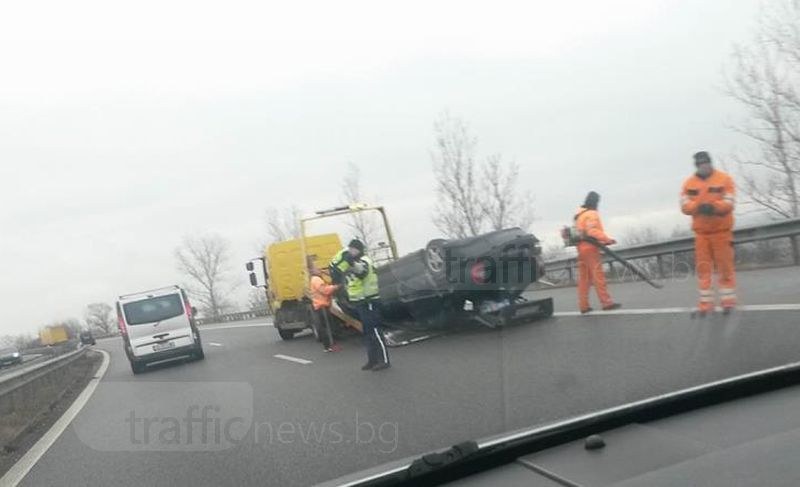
[[0, 0, 762, 336]]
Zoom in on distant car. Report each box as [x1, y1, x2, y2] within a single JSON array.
[[116, 285, 204, 375], [0, 346, 23, 367], [79, 330, 96, 346]]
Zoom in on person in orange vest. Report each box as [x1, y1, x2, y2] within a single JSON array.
[[681, 151, 737, 315], [308, 262, 342, 352], [575, 191, 622, 314]]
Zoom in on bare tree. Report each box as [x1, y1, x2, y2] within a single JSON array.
[[85, 302, 114, 334], [431, 111, 485, 238], [247, 288, 269, 314], [55, 318, 83, 339], [341, 162, 380, 248], [175, 234, 235, 319], [265, 206, 302, 243], [481, 155, 535, 231], [622, 226, 663, 246], [727, 0, 800, 219], [670, 225, 693, 239], [1, 334, 35, 350], [431, 111, 535, 238]]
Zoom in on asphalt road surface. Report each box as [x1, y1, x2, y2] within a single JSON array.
[[16, 267, 800, 487]]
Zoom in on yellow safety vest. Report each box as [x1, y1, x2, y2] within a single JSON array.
[[348, 256, 379, 302]]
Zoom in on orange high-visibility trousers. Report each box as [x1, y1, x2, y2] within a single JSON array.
[[695, 231, 737, 311], [577, 245, 614, 311]]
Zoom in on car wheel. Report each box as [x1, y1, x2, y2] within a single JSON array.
[[130, 360, 145, 375], [278, 328, 296, 340], [424, 239, 448, 275]]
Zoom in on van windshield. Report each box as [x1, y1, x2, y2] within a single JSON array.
[[123, 294, 184, 326]]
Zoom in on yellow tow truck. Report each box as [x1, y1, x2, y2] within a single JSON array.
[[246, 203, 398, 341]]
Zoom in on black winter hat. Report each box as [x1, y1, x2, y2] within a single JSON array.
[[584, 191, 600, 210], [348, 239, 365, 253], [693, 151, 712, 165]]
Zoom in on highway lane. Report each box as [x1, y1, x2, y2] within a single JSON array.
[[530, 266, 800, 312], [16, 269, 800, 487]]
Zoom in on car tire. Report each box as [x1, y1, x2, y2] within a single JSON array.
[[278, 328, 296, 340], [424, 239, 448, 275], [130, 360, 145, 375]]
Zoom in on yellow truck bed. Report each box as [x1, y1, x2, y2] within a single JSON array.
[[266, 233, 342, 305], [40, 325, 69, 346]]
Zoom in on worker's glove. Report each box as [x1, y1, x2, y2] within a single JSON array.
[[698, 204, 716, 216], [350, 261, 367, 277]]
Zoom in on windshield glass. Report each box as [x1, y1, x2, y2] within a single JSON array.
[[123, 295, 184, 325]]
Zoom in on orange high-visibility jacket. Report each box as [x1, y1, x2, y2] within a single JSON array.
[[680, 169, 735, 234], [310, 275, 338, 310], [575, 207, 613, 249]]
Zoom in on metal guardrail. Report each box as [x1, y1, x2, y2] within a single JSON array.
[[0, 346, 87, 398], [194, 309, 269, 326], [544, 218, 800, 283]]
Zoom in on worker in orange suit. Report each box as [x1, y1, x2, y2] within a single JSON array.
[[308, 262, 342, 352], [681, 151, 737, 315], [575, 191, 622, 314]]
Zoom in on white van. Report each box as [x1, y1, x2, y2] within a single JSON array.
[[116, 285, 204, 374]]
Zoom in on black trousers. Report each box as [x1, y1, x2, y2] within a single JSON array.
[[356, 300, 389, 365], [312, 307, 334, 349]]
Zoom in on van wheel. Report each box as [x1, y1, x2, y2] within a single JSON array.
[[278, 328, 296, 340], [194, 345, 205, 360], [130, 360, 145, 375]]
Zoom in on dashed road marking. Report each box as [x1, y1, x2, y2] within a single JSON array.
[[202, 322, 272, 331], [274, 354, 313, 365], [208, 342, 223, 347]]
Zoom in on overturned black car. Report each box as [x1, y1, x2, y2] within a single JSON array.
[[375, 227, 553, 331]]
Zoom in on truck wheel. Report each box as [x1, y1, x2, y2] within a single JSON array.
[[424, 239, 448, 275], [130, 360, 145, 375], [278, 328, 296, 340]]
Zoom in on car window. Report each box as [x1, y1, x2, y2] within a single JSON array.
[[122, 294, 184, 326]]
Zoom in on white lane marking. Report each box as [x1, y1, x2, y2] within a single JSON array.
[[1, 349, 111, 487], [555, 303, 800, 317], [202, 322, 272, 331], [274, 354, 313, 365], [208, 342, 223, 347]]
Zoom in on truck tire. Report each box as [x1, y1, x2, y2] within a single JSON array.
[[278, 328, 296, 340], [130, 360, 145, 375]]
